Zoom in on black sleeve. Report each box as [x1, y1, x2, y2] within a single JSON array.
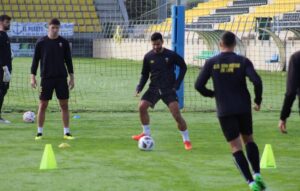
[[173, 53, 187, 90], [0, 34, 7, 67], [245, 59, 263, 105], [64, 41, 74, 74], [136, 56, 150, 92], [31, 40, 41, 75], [194, 61, 214, 97], [280, 54, 300, 120]]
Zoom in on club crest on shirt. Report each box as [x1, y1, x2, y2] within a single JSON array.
[[59, 42, 63, 47], [150, 60, 155, 64], [165, 57, 169, 64]]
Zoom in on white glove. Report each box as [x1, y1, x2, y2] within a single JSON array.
[[3, 66, 11, 83]]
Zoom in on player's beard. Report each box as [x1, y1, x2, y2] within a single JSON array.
[[4, 25, 10, 31]]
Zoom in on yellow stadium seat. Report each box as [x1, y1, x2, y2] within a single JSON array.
[[59, 12, 67, 18], [75, 12, 83, 19], [86, 26, 95, 32], [44, 12, 52, 18], [85, 19, 92, 25], [31, 18, 38, 22], [92, 19, 99, 25], [90, 12, 97, 18], [19, 5, 26, 11], [73, 5, 81, 11], [27, 5, 34, 11], [13, 12, 21, 18], [65, 5, 72, 11], [2, 0, 9, 4], [10, 0, 17, 4], [32, 0, 41, 4], [52, 12, 59, 18], [40, 0, 48, 4], [81, 6, 88, 11], [3, 5, 11, 10], [62, 0, 71, 4], [35, 5, 42, 11], [77, 19, 84, 25], [11, 5, 18, 11], [86, 0, 93, 5], [88, 5, 95, 11], [79, 0, 85, 5], [50, 5, 58, 11], [67, 12, 75, 18], [42, 5, 50, 11], [83, 12, 90, 18], [28, 12, 36, 18], [36, 12, 44, 18], [20, 12, 28, 18], [58, 5, 65, 11], [48, 0, 56, 4]]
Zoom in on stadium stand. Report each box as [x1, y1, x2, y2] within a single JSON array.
[[0, 0, 101, 32]]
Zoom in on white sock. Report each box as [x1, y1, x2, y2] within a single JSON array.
[[180, 129, 190, 142], [38, 127, 43, 134], [64, 127, 70, 135], [254, 173, 261, 178], [142, 125, 151, 136], [249, 181, 255, 186]]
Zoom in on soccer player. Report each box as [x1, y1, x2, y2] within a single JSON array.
[[31, 18, 75, 140], [195, 31, 266, 191], [132, 32, 192, 150], [279, 52, 300, 133], [0, 15, 12, 124]]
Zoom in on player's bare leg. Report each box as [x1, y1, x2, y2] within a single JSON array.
[[59, 99, 74, 140], [35, 100, 48, 140], [132, 100, 151, 141], [168, 101, 192, 150]]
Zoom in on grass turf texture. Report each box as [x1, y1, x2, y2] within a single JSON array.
[[1, 57, 299, 190], [0, 111, 299, 191], [3, 57, 292, 112]]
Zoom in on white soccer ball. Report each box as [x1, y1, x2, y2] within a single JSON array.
[[23, 111, 35, 123], [138, 136, 154, 151]]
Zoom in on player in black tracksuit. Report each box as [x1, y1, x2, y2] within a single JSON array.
[[195, 32, 266, 191], [132, 32, 192, 150], [0, 15, 12, 124], [279, 51, 300, 133], [31, 18, 75, 140]]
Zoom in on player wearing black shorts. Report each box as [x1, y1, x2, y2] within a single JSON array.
[[278, 51, 300, 133], [195, 31, 266, 191], [0, 15, 12, 124], [31, 18, 75, 140], [132, 32, 192, 150]]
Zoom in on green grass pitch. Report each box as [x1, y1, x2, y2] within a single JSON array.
[[0, 57, 299, 190]]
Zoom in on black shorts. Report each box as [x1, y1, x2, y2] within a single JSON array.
[[141, 88, 178, 108], [0, 82, 9, 97], [218, 113, 253, 142], [40, 78, 69, 100]]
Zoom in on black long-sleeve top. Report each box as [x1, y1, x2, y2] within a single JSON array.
[[280, 51, 300, 120], [137, 48, 187, 92], [195, 52, 263, 117], [0, 31, 12, 73], [31, 36, 73, 79]]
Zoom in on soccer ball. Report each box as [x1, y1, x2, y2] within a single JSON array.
[[23, 111, 35, 123], [138, 136, 154, 151]]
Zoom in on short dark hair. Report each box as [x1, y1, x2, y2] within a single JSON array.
[[221, 31, 236, 47], [48, 18, 60, 26], [151, 32, 163, 41], [0, 15, 11, 22]]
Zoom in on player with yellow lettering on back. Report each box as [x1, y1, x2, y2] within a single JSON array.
[[195, 31, 266, 191]]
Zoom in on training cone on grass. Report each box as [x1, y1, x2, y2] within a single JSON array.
[[58, 143, 70, 149], [39, 144, 57, 170], [260, 144, 276, 169]]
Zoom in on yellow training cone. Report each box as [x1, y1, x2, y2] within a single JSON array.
[[260, 144, 276, 169], [58, 143, 70, 149], [39, 144, 57, 170]]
